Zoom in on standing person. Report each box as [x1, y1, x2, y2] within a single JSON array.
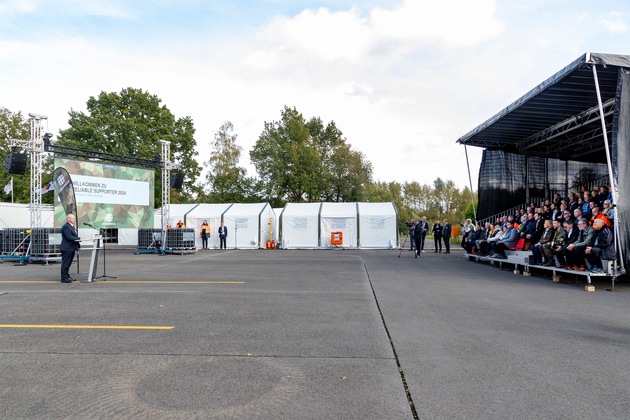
[[200, 220, 210, 250], [432, 220, 442, 253], [218, 221, 228, 250], [418, 216, 429, 253], [408, 220, 416, 252], [176, 220, 185, 228], [413, 219, 423, 258], [60, 213, 81, 283], [442, 219, 451, 254]]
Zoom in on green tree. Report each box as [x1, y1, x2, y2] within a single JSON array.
[[204, 121, 250, 203], [250, 106, 323, 205], [56, 88, 201, 204], [0, 108, 33, 203], [250, 106, 373, 205]]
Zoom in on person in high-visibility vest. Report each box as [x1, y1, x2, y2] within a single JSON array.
[[176, 220, 185, 228], [200, 220, 211, 250]]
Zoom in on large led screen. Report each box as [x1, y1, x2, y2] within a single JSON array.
[[54, 158, 154, 229]]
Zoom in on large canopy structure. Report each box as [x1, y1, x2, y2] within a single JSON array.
[[457, 52, 629, 270]]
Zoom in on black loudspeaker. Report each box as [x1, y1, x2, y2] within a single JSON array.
[[4, 153, 28, 175], [170, 173, 185, 189]]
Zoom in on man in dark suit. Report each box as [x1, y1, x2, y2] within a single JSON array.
[[60, 213, 81, 283], [442, 219, 451, 253], [417, 216, 429, 253], [218, 221, 228, 249]]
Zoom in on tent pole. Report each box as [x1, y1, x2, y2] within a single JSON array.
[[592, 64, 625, 276], [464, 145, 477, 221]]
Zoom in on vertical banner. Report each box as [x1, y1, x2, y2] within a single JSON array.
[[52, 167, 78, 219]]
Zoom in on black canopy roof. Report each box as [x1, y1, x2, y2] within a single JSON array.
[[456, 53, 630, 164]]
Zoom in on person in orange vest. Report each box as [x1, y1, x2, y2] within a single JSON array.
[[200, 220, 211, 250], [176, 220, 185, 228]]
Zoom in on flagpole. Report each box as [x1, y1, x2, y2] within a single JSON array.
[[10, 177, 13, 204]]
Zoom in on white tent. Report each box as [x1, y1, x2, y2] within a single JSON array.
[[280, 202, 322, 249], [0, 203, 54, 228], [357, 202, 398, 249], [153, 204, 199, 228], [319, 202, 358, 248], [223, 203, 275, 249], [185, 203, 233, 249]]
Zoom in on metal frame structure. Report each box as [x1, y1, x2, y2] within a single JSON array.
[[160, 140, 172, 251], [9, 113, 47, 228], [457, 52, 630, 285]]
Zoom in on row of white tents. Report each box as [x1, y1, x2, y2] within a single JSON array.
[[157, 202, 398, 249], [0, 202, 398, 249]]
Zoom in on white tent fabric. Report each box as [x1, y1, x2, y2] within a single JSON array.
[[118, 228, 138, 246], [357, 202, 397, 249], [223, 203, 275, 249], [185, 203, 233, 249], [280, 202, 322, 249], [153, 204, 199, 228], [0, 203, 54, 228], [319, 202, 358, 248]]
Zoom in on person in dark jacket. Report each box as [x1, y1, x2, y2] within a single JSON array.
[[432, 220, 442, 253], [442, 219, 451, 253], [218, 221, 228, 249], [564, 218, 596, 271], [585, 218, 615, 273], [60, 213, 82, 283]]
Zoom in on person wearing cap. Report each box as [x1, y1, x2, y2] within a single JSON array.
[[585, 217, 616, 273]]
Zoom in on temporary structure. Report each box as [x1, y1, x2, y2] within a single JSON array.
[[319, 202, 358, 248], [223, 203, 275, 249], [279, 202, 322, 249], [357, 202, 398, 249], [185, 203, 233, 249], [0, 203, 54, 228]]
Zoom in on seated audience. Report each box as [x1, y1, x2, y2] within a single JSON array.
[[563, 218, 596, 271], [585, 217, 616, 273]]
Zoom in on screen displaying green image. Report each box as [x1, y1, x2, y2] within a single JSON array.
[[54, 158, 154, 229]]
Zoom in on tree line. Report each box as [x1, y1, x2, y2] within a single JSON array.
[[0, 88, 476, 230]]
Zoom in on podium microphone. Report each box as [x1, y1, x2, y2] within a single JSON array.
[[83, 223, 93, 227]]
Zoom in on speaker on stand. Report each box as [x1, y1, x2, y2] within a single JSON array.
[[4, 153, 28, 175]]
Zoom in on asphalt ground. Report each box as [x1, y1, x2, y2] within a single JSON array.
[[0, 246, 629, 419]]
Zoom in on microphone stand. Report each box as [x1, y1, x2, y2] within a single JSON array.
[[234, 225, 238, 249], [95, 228, 116, 280]]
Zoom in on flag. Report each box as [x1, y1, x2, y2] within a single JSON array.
[[3, 178, 12, 194], [37, 181, 54, 194]]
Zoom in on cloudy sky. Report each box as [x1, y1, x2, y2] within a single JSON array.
[[1, 0, 629, 189]]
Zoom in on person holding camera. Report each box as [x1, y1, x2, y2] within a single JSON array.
[[408, 220, 416, 252]]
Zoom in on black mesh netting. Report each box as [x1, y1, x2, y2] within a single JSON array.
[[477, 150, 609, 219]]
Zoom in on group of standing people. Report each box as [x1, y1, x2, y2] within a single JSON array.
[[409, 217, 452, 257], [199, 220, 228, 250]]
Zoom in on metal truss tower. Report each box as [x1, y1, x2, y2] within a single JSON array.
[[159, 140, 172, 249], [9, 113, 47, 228]]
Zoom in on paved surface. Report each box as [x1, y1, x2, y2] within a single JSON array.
[[0, 247, 629, 419]]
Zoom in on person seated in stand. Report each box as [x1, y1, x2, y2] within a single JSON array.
[[475, 222, 491, 254], [530, 219, 555, 265], [529, 211, 545, 247], [590, 205, 611, 228], [563, 218, 596, 271], [520, 212, 537, 250], [585, 217, 616, 273], [544, 219, 568, 267], [541, 204, 552, 221], [460, 219, 474, 250], [581, 192, 592, 219], [602, 199, 615, 224], [490, 221, 519, 259], [464, 225, 482, 254], [568, 192, 579, 213], [478, 223, 500, 256], [176, 220, 185, 228], [572, 208, 582, 227]]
